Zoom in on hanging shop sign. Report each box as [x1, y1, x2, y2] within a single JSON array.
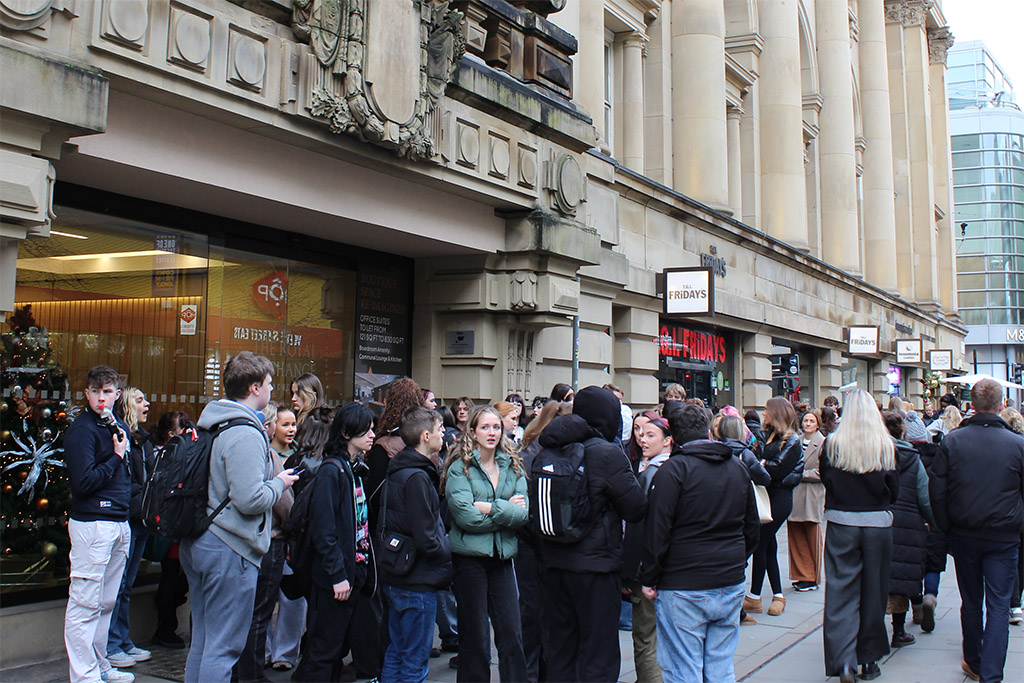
[[658, 323, 728, 364], [847, 326, 879, 356], [663, 267, 714, 316], [895, 339, 922, 364], [179, 304, 197, 336], [929, 349, 953, 371]]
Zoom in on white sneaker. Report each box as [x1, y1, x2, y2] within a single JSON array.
[[1011, 607, 1023, 625], [106, 652, 136, 669], [126, 646, 152, 662], [101, 669, 135, 682]]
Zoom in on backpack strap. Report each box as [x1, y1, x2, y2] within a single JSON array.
[[206, 417, 265, 524]]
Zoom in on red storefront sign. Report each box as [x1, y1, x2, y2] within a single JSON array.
[[658, 324, 727, 363]]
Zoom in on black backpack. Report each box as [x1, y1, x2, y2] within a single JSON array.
[[528, 437, 604, 543], [141, 418, 253, 540], [282, 458, 343, 599]]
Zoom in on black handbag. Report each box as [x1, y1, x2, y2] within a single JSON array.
[[377, 481, 417, 576]]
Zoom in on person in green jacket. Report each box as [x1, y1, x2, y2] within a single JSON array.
[[442, 405, 529, 683]]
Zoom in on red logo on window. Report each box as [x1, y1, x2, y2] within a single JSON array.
[[253, 272, 288, 318]]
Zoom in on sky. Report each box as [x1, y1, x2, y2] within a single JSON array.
[[942, 0, 1024, 92]]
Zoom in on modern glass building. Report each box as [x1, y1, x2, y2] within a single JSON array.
[[949, 40, 1024, 401]]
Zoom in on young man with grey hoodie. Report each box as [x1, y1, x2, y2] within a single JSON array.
[[180, 352, 298, 683]]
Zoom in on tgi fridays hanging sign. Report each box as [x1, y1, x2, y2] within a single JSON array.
[[663, 267, 714, 315]]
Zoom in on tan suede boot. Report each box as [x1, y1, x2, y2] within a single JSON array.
[[767, 596, 786, 616], [743, 595, 763, 613]]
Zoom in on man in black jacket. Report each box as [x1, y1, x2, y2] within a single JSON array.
[[63, 366, 134, 683], [930, 378, 1024, 683], [379, 407, 452, 683], [639, 402, 759, 683], [535, 386, 646, 682]]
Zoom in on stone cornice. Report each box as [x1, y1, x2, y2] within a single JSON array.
[[884, 0, 934, 28], [725, 53, 757, 91], [725, 32, 764, 58]]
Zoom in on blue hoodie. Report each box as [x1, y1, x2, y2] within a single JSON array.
[[66, 408, 132, 522]]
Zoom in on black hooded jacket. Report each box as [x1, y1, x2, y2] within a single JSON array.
[[930, 413, 1024, 543], [378, 447, 453, 591], [535, 387, 646, 574], [639, 439, 760, 590]]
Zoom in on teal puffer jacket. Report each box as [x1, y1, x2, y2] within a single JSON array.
[[445, 449, 528, 559]]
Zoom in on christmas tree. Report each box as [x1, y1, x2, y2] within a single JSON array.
[[1, 305, 74, 593]]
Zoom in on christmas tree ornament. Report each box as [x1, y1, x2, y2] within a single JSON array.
[[41, 541, 57, 557], [2, 484, 12, 493], [35, 497, 49, 511], [41, 408, 51, 419], [3, 548, 11, 556], [41, 428, 52, 440], [2, 431, 66, 498]]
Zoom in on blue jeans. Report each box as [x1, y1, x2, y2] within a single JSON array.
[[107, 522, 148, 656], [180, 530, 259, 683], [655, 582, 745, 683], [949, 535, 1018, 683], [924, 570, 941, 596], [436, 589, 459, 648], [382, 585, 437, 683]]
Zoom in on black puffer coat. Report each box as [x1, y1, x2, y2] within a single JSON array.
[[889, 441, 929, 596], [912, 440, 947, 574]]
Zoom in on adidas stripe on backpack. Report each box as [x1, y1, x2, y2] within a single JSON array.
[[142, 418, 252, 540], [528, 437, 603, 543]]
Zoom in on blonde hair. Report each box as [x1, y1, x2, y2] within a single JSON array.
[[521, 400, 572, 447], [825, 389, 895, 473], [441, 405, 522, 494], [664, 383, 686, 401], [116, 386, 143, 433], [940, 405, 963, 432], [999, 408, 1024, 435]]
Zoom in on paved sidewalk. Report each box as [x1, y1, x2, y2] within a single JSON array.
[[5, 527, 1023, 682]]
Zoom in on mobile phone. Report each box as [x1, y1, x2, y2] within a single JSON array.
[[290, 467, 306, 477]]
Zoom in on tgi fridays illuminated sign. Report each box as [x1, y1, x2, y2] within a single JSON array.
[[847, 326, 879, 355], [663, 267, 714, 316], [658, 323, 728, 364]]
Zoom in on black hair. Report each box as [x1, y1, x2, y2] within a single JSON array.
[[326, 402, 374, 461], [437, 405, 457, 430], [551, 383, 574, 402], [665, 401, 710, 445]]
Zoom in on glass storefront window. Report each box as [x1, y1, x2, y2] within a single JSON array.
[[1, 195, 411, 604], [769, 340, 816, 406], [655, 322, 735, 409]]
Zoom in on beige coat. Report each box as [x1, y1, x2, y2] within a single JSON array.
[[789, 430, 826, 524]]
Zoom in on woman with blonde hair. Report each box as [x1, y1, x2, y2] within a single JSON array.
[[494, 400, 524, 444], [820, 389, 899, 683], [442, 405, 528, 682], [291, 373, 326, 425], [745, 397, 803, 617], [926, 404, 962, 442]]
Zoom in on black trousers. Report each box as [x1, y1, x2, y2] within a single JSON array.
[[154, 556, 188, 638], [515, 543, 547, 682], [541, 568, 620, 683], [751, 487, 793, 596], [823, 523, 892, 676], [350, 587, 385, 677], [292, 582, 357, 682], [452, 554, 526, 683], [237, 538, 286, 682]]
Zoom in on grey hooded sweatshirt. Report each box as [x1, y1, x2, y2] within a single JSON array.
[[198, 399, 285, 566]]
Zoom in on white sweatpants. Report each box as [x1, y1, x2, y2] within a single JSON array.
[[65, 519, 130, 683]]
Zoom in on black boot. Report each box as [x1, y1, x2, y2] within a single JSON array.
[[859, 661, 881, 680]]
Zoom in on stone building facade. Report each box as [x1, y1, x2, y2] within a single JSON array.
[[0, 0, 964, 641]]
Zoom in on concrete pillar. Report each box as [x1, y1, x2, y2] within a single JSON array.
[[577, 0, 606, 147], [757, 0, 809, 249], [644, 9, 674, 186], [858, 0, 899, 293], [816, 0, 860, 275], [621, 32, 646, 173], [885, 2, 916, 300], [727, 105, 744, 218], [742, 332, 774, 411], [740, 82, 762, 229], [929, 27, 957, 315], [612, 304, 660, 409], [671, 0, 729, 211], [818, 348, 844, 402]]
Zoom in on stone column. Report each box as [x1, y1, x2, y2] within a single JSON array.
[[817, 349, 844, 402], [757, 0, 809, 249], [576, 0, 605, 148], [742, 333, 774, 412], [671, 0, 729, 211], [612, 305, 660, 409], [885, 1, 916, 300], [644, 9, 674, 186], [0, 45, 108, 312], [816, 0, 860, 275], [621, 32, 646, 173], [929, 27, 957, 315], [859, 0, 899, 293], [727, 104, 744, 218]]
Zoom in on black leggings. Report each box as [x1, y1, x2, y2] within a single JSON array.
[[751, 488, 793, 596]]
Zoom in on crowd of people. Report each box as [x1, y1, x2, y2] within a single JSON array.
[[61, 356, 1023, 683]]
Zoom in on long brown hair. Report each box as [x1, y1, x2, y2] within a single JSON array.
[[441, 405, 523, 494], [521, 400, 571, 448], [764, 397, 798, 442], [377, 378, 423, 434], [292, 373, 326, 424]]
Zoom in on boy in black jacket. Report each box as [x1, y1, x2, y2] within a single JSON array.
[[379, 407, 452, 683], [63, 366, 134, 683], [640, 402, 759, 683]]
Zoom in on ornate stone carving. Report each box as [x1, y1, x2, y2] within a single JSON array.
[[168, 8, 212, 72], [0, 0, 73, 32], [489, 134, 510, 179], [518, 145, 537, 188], [510, 271, 538, 310], [228, 28, 267, 92], [301, 0, 466, 160], [902, 0, 933, 27], [102, 0, 149, 50], [883, 1, 903, 24], [545, 152, 584, 217], [928, 27, 955, 65]]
